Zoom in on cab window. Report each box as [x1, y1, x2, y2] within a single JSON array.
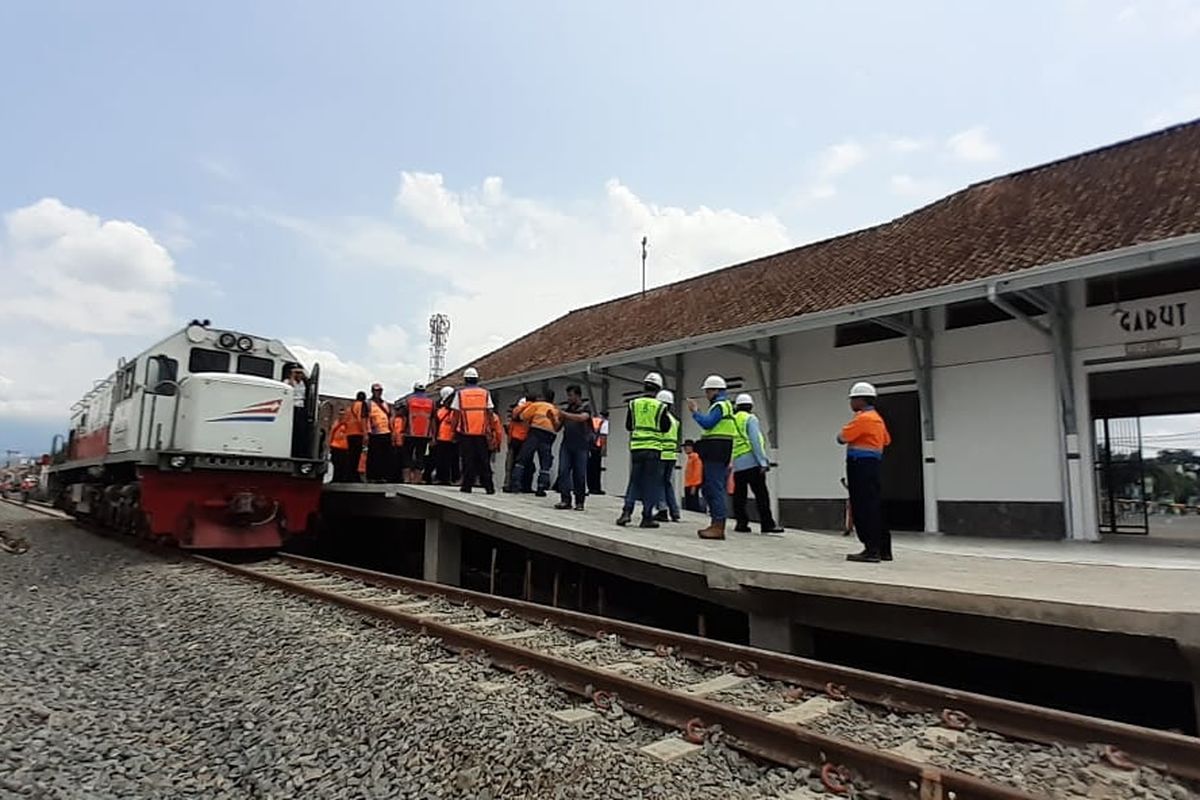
[[189, 348, 230, 373], [237, 354, 274, 378]]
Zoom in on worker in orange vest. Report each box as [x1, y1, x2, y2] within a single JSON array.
[[487, 411, 504, 459], [451, 367, 496, 494], [337, 391, 368, 483], [364, 382, 393, 483], [390, 399, 407, 482], [587, 410, 609, 495], [429, 386, 458, 485], [328, 419, 350, 482], [682, 439, 705, 512], [404, 382, 435, 484], [838, 381, 893, 563], [502, 402, 531, 493]]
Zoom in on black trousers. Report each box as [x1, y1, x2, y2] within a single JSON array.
[[330, 447, 349, 482], [366, 434, 392, 481], [732, 466, 777, 530], [846, 458, 890, 557], [345, 435, 364, 482], [431, 441, 457, 484], [459, 435, 494, 492], [587, 447, 604, 493]]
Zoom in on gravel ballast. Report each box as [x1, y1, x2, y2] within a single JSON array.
[[0, 504, 811, 799]]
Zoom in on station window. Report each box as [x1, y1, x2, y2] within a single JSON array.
[[1086, 260, 1200, 306], [237, 354, 274, 378], [189, 348, 230, 373], [944, 296, 1045, 330], [834, 321, 905, 347]]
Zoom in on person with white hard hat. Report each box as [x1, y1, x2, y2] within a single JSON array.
[[654, 389, 682, 523], [730, 393, 784, 535], [616, 372, 672, 528], [837, 381, 893, 562], [687, 374, 736, 539], [451, 367, 496, 494]]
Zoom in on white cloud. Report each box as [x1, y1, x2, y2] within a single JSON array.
[[889, 173, 945, 201], [289, 335, 425, 400], [262, 175, 791, 383], [887, 136, 927, 153], [946, 126, 1000, 162], [0, 199, 182, 424], [816, 140, 868, 177], [1146, 94, 1200, 129]]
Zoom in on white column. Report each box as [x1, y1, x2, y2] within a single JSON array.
[[922, 439, 939, 533], [423, 517, 462, 585]]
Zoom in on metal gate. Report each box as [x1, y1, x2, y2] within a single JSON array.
[[1094, 417, 1149, 535]]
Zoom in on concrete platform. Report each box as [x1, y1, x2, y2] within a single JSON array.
[[322, 483, 1200, 719]]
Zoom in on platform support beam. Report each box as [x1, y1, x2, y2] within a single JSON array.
[[748, 613, 814, 657], [423, 517, 462, 586], [1181, 641, 1200, 734]]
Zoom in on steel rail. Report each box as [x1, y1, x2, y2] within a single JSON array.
[[199, 554, 1043, 800], [276, 552, 1200, 783]]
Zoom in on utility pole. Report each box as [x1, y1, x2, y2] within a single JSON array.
[[641, 236, 648, 298]]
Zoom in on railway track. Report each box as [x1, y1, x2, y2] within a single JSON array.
[[6, 497, 1195, 798], [197, 551, 1200, 800]]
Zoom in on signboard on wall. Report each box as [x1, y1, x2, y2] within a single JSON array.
[[1115, 301, 1187, 334], [1124, 338, 1182, 357]]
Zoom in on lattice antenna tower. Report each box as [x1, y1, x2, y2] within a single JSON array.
[[428, 313, 451, 383]]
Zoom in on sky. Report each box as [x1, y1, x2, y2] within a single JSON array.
[[2, 0, 1200, 457]]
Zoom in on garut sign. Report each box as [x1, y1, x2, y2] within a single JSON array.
[[1117, 301, 1187, 334]]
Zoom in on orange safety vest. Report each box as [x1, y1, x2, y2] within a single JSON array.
[[487, 414, 504, 452], [341, 401, 367, 437], [684, 452, 702, 488], [329, 421, 349, 451], [368, 399, 391, 435], [508, 418, 529, 443], [407, 394, 435, 439], [591, 416, 607, 449], [456, 386, 491, 436], [391, 414, 406, 447], [436, 407, 456, 442]]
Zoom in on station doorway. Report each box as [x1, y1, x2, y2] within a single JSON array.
[[874, 390, 925, 531], [1089, 361, 1200, 541]]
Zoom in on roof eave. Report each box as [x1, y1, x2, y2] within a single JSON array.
[[485, 232, 1200, 390]]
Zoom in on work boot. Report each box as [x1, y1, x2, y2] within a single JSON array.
[[639, 519, 660, 529], [697, 520, 726, 540], [654, 509, 669, 522], [846, 550, 881, 563], [615, 513, 632, 527], [880, 551, 894, 562], [573, 504, 585, 511], [733, 524, 752, 533], [761, 523, 785, 535], [535, 489, 547, 498], [553, 502, 572, 510]]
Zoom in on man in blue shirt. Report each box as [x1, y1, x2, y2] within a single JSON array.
[[730, 393, 784, 535], [687, 374, 736, 540]]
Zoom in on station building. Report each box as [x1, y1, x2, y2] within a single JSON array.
[[443, 120, 1200, 543]]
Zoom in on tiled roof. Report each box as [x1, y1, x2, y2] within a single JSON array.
[[450, 120, 1200, 384]]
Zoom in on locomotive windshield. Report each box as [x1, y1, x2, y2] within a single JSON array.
[[188, 348, 230, 373]]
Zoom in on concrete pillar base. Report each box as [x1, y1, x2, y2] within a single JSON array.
[[1181, 641, 1200, 734], [748, 613, 813, 657], [423, 517, 462, 586]]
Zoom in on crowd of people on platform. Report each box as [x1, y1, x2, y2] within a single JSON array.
[[326, 365, 892, 564]]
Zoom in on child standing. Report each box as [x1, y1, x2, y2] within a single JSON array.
[[682, 440, 706, 513]]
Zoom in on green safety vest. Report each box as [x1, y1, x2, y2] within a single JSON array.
[[628, 396, 664, 451], [732, 410, 767, 460], [659, 414, 679, 461], [701, 398, 737, 439]]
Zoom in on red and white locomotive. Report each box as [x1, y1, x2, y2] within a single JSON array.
[[48, 321, 324, 549]]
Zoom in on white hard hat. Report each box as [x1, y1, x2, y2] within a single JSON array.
[[849, 381, 877, 398], [735, 393, 753, 406], [655, 389, 674, 405], [701, 374, 727, 390], [439, 386, 454, 400], [643, 371, 664, 388], [413, 382, 425, 392], [464, 367, 479, 380]]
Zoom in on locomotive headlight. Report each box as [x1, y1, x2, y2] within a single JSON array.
[[237, 336, 254, 352], [169, 455, 188, 469], [218, 332, 237, 349]]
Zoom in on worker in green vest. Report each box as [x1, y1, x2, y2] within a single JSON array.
[[688, 374, 736, 539], [616, 372, 672, 528], [654, 389, 682, 523], [731, 393, 784, 535]]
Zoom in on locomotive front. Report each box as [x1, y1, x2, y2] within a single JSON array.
[[50, 322, 325, 549]]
